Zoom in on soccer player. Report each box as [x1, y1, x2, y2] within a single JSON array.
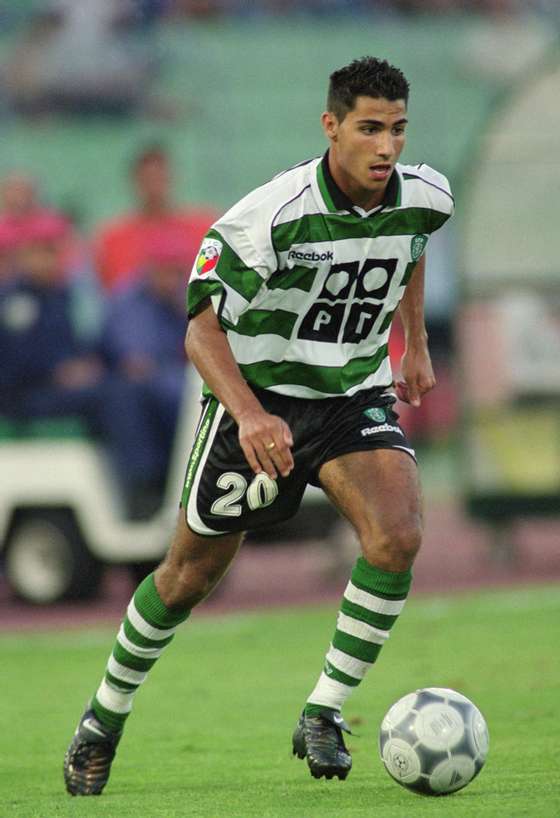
[[64, 56, 454, 794]]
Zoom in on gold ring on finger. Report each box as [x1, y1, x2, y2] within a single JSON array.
[[265, 441, 276, 451]]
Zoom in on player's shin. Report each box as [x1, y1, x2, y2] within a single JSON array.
[[91, 573, 190, 732], [305, 557, 412, 715]]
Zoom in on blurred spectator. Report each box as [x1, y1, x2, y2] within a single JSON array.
[[94, 144, 217, 291], [169, 0, 530, 17], [0, 173, 59, 235], [1, 173, 40, 223], [0, 172, 77, 265], [0, 174, 102, 335], [0, 215, 188, 519], [0, 222, 20, 287], [0, 213, 106, 422], [100, 231, 191, 517], [1, 0, 156, 117], [132, 0, 174, 26]]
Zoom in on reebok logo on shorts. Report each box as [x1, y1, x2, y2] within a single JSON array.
[[361, 423, 403, 437]]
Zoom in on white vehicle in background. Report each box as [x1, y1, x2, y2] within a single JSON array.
[[0, 373, 199, 605], [0, 372, 330, 604]]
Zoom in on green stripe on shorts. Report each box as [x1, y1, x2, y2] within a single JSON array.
[[180, 397, 219, 508]]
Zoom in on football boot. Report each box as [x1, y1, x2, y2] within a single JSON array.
[[64, 708, 122, 795], [292, 708, 352, 780]]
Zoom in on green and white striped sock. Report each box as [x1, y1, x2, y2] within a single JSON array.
[[92, 573, 189, 732], [305, 557, 412, 715]]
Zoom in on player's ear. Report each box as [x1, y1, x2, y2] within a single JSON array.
[[321, 111, 339, 141]]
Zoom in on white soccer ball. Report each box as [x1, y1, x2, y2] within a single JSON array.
[[379, 687, 489, 796]]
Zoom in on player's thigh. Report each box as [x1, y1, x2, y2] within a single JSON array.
[[318, 449, 423, 568]]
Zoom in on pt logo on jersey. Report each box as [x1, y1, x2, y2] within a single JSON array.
[[298, 257, 398, 344], [410, 234, 428, 262], [196, 238, 223, 276], [364, 407, 386, 422]]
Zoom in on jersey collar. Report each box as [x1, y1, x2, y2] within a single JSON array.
[[317, 151, 401, 216]]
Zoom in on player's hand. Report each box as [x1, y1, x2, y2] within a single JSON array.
[[395, 346, 436, 407], [237, 408, 294, 480]]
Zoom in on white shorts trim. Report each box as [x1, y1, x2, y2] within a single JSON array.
[[186, 403, 228, 536]]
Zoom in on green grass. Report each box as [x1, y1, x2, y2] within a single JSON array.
[[2, 585, 559, 818]]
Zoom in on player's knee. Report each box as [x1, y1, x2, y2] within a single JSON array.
[[156, 552, 224, 609], [359, 514, 423, 569], [389, 519, 423, 563], [175, 562, 220, 607]]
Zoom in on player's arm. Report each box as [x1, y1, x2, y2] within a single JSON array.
[[185, 301, 293, 479], [395, 254, 436, 407]]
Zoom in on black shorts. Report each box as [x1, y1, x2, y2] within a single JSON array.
[[180, 386, 415, 536]]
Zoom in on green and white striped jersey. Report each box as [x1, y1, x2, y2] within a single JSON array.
[[187, 153, 454, 399]]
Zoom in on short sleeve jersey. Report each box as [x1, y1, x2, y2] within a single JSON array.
[[187, 153, 454, 399]]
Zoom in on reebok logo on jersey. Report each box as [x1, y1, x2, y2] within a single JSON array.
[[361, 423, 403, 437], [196, 238, 222, 276], [288, 249, 334, 263]]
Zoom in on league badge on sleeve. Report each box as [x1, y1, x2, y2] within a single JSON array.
[[196, 238, 223, 276]]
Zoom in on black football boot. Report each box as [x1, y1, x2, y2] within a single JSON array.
[[64, 708, 122, 795], [292, 708, 352, 780]]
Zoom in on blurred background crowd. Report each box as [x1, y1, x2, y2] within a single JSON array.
[[0, 142, 218, 519], [0, 0, 558, 555]]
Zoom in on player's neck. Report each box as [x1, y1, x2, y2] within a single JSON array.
[[349, 186, 384, 211], [328, 157, 387, 211]]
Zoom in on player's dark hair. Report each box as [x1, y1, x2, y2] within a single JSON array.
[[130, 143, 168, 175], [327, 57, 409, 121]]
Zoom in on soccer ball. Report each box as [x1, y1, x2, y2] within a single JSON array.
[[379, 687, 489, 796]]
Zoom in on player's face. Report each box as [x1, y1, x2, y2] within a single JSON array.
[[322, 96, 407, 209]]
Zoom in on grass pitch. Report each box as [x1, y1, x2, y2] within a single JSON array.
[[2, 584, 559, 818]]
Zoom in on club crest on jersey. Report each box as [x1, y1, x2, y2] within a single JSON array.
[[196, 238, 222, 276], [410, 234, 428, 262], [364, 407, 386, 422]]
